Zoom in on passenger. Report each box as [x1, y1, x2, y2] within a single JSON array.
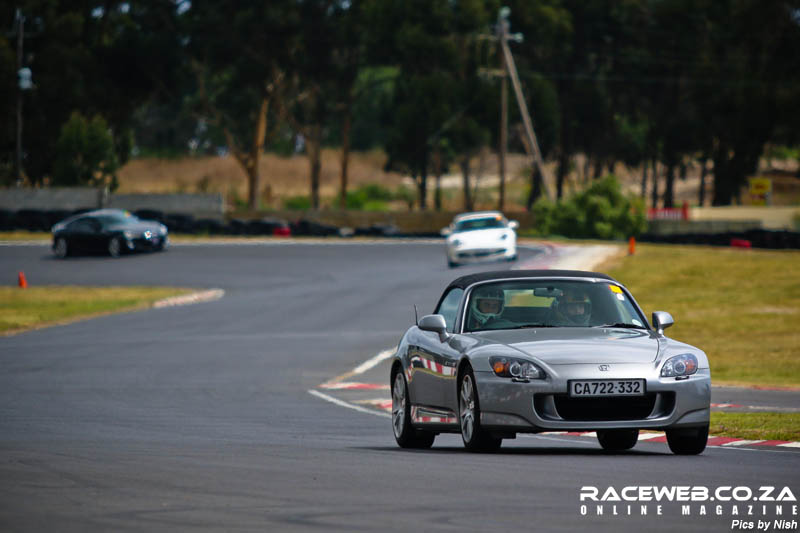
[[552, 287, 593, 326]]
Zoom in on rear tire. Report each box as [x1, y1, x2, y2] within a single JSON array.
[[458, 368, 502, 452], [597, 429, 639, 451], [54, 237, 68, 259], [108, 236, 122, 258], [448, 260, 458, 268], [666, 424, 708, 455], [391, 371, 435, 449]]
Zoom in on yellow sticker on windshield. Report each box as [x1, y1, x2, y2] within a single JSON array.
[[609, 285, 623, 294]]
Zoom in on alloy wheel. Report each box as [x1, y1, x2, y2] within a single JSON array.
[[392, 373, 406, 439], [460, 374, 475, 442]]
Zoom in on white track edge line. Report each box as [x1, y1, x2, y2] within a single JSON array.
[[352, 348, 396, 375], [308, 389, 391, 418]]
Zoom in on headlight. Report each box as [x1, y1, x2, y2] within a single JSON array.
[[660, 354, 698, 377], [500, 233, 508, 240], [123, 230, 135, 239], [451, 239, 462, 246], [490, 356, 544, 380]]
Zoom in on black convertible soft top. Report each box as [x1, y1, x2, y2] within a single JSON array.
[[446, 269, 617, 291]]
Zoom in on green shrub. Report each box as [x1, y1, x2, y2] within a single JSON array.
[[284, 195, 311, 210], [532, 175, 647, 239], [362, 200, 390, 212], [346, 183, 397, 209], [394, 185, 416, 210], [53, 112, 119, 190]]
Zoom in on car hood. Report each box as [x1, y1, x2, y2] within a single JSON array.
[[473, 327, 658, 364], [450, 228, 510, 246]]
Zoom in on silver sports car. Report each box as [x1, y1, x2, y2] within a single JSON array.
[[391, 270, 711, 454]]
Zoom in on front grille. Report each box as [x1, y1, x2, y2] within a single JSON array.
[[538, 393, 674, 422], [458, 248, 504, 258]]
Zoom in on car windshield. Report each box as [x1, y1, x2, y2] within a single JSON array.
[[464, 280, 647, 332], [95, 212, 137, 226], [454, 217, 505, 232]]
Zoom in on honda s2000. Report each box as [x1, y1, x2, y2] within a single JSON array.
[[390, 270, 711, 454]]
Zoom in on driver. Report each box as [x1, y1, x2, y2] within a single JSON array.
[[553, 287, 592, 326], [468, 286, 505, 329]]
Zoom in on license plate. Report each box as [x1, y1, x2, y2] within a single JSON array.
[[569, 379, 645, 397]]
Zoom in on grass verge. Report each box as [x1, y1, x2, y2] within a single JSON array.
[[601, 244, 800, 388], [0, 286, 193, 335], [0, 231, 50, 241], [710, 412, 800, 442]]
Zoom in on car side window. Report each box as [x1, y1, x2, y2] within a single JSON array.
[[69, 218, 97, 232], [435, 288, 464, 333]]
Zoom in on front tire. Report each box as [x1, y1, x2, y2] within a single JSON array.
[[53, 237, 68, 259], [597, 429, 639, 451], [666, 424, 708, 455], [391, 371, 435, 449], [458, 368, 502, 452], [108, 236, 122, 258]]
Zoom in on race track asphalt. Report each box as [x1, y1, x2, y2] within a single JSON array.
[[1, 242, 798, 532]]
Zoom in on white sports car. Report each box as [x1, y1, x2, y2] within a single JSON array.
[[443, 211, 518, 268]]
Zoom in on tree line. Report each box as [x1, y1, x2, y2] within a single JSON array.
[[1, 0, 798, 210]]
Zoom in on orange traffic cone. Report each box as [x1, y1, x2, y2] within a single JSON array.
[[628, 236, 636, 255], [18, 271, 27, 288]]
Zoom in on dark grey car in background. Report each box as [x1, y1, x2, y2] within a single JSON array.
[[52, 208, 169, 258], [391, 270, 711, 455]]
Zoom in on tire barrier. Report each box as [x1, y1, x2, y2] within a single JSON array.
[[641, 229, 800, 250]]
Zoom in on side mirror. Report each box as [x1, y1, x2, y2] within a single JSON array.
[[508, 220, 519, 230], [652, 311, 674, 335], [418, 314, 450, 342], [440, 227, 452, 237]]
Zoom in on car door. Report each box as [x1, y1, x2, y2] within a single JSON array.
[[408, 288, 463, 410], [65, 218, 96, 252]]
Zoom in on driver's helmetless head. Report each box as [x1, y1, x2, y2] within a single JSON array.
[[471, 286, 505, 323]]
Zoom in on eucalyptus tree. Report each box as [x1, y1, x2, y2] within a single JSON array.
[[183, 0, 300, 209]]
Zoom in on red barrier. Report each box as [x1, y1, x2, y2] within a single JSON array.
[[730, 239, 752, 249], [647, 201, 689, 221]]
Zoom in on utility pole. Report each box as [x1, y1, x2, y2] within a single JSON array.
[[481, 8, 553, 202], [15, 9, 24, 187], [496, 7, 552, 200], [10, 8, 34, 187], [498, 40, 508, 211]]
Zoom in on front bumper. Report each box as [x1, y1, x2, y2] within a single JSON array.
[[474, 365, 711, 432], [129, 234, 168, 251], [448, 244, 516, 263]]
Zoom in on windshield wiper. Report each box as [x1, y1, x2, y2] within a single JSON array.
[[594, 322, 646, 329], [511, 323, 558, 329]]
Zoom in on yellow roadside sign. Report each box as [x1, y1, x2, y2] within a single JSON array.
[[748, 177, 771, 205]]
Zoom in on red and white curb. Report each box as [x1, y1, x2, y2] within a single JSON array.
[[309, 348, 395, 419], [319, 382, 389, 391], [358, 398, 800, 449], [153, 288, 224, 308]]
